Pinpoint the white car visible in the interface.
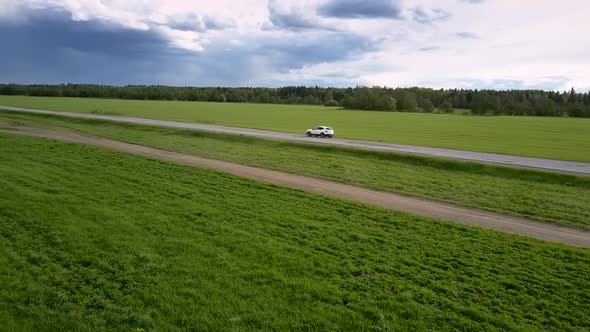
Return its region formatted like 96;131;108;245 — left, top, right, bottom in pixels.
306;126;334;138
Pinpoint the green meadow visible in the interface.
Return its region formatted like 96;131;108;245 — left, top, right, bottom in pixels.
1;95;589;161
1;111;589;229
1;133;589;331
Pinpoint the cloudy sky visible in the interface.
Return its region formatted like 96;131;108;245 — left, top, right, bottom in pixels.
1;0;589;91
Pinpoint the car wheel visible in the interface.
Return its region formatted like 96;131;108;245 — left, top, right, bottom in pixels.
306;131;312;137
320;133;326;138
328;135;333;138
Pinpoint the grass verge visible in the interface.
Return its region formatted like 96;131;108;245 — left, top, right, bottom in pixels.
1;111;589;230
1;133;589;331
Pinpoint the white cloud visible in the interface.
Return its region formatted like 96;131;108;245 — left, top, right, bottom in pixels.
284;0;590;91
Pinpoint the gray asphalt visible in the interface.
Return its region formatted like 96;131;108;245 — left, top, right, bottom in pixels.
2;105;589;175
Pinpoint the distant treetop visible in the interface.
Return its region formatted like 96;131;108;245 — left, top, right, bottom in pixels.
1;84;589;117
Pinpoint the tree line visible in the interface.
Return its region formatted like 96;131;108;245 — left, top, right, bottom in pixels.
1;84;589;117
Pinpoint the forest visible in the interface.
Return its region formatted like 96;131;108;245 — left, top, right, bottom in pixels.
1;84;589;117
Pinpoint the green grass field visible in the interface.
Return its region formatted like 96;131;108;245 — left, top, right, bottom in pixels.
1;95;589;161
1;133;589;331
2;111;589;229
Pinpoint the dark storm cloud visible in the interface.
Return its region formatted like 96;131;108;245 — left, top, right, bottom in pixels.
317;0;403;19
204;31;376;78
4;9;169;57
267;0;330;31
0;7;377;87
160;30;377;86
317;0;451;25
0;8;184;85
265;32;375;69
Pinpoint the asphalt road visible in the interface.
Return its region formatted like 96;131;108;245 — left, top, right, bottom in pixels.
2;105;589;175
2;123;589;247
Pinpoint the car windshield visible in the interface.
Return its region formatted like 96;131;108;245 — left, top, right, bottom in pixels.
326;127;332;130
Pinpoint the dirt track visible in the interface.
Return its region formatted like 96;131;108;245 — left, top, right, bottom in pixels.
2;123;589;248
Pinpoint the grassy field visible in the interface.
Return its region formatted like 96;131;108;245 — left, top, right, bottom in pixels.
2;111;589;229
1;133;589;331
1;95;589;161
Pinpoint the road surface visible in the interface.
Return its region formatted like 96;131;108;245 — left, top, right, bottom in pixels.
1;105;589;175
1;123;589;247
